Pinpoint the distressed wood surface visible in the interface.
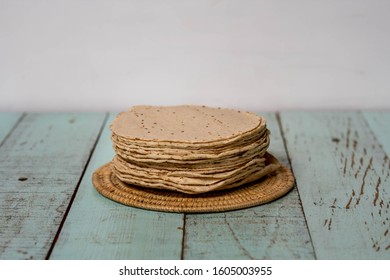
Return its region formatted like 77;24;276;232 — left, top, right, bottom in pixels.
0;113;23;146
182;113;315;259
0;113;106;259
363;112;390;157
2;111;389;260
280;112;390;259
49;113;184;260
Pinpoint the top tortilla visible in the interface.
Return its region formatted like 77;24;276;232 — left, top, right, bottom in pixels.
110;105;263;144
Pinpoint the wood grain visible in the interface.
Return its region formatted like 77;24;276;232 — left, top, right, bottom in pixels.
3;111;387;260
182;113;315;259
0;113;23;146
280;112;390;259
49;113;184;260
0;113;105;259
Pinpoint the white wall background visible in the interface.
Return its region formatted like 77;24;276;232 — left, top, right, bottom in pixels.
1;0;389;112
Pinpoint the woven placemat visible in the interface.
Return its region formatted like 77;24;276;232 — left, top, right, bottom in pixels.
92;153;295;213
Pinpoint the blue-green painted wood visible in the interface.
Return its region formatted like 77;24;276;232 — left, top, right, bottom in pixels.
0;113;105;259
0;113;23;146
182;113;315;259
50;113;184;260
363;112;390;157
280;112;390;259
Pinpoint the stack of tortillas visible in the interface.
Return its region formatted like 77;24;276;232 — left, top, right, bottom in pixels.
93;105;294;213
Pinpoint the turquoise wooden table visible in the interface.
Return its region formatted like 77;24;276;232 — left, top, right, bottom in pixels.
0;112;389;260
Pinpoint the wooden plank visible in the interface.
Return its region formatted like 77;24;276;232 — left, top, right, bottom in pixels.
363;112;390;156
0;113;24;146
279;112;390;259
182;113;315;259
50;113;184;260
0;113;106;259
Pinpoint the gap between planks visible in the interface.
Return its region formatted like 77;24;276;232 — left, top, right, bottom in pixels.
0;112;107;259
181;112;315;260
276;112;318;260
49;113;184;260
279;111;390;259
45;113;109;259
0;113;25;149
